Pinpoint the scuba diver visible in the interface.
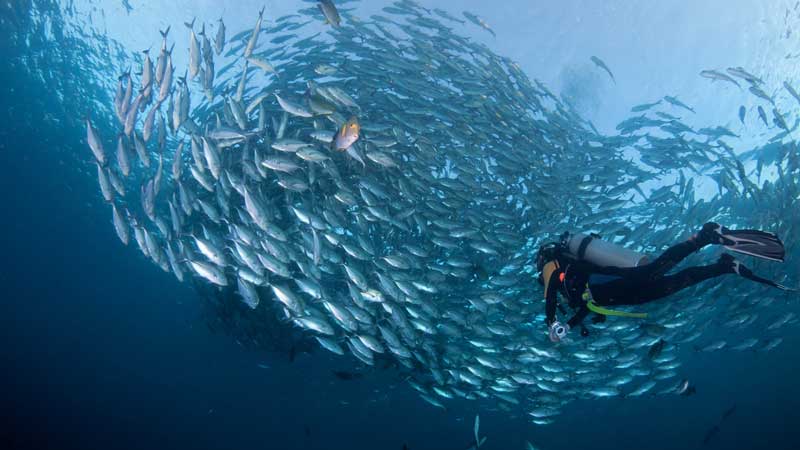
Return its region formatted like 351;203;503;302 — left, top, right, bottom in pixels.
536;222;792;343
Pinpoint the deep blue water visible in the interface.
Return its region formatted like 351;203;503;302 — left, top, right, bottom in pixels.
3;76;800;450
2;1;800;449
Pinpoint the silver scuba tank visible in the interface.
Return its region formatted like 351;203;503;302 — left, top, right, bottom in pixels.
560;232;649;268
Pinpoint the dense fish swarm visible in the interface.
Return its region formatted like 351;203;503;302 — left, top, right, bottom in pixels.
82;0;798;423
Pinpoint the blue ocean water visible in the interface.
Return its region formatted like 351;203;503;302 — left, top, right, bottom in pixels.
2;1;800;449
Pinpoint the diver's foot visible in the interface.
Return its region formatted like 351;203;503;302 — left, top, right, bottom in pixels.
718;253;750;276
691;222;724;247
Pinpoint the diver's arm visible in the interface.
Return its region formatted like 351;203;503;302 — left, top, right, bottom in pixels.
542;264;562;326
567;305;590;328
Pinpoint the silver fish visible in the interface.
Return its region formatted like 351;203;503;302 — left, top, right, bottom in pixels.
318;0;341;27
275;93;313;118
190;260;227;286
111;204;129;245
214;18;226;55
86;117;106;165
244;6;265;59
186;18;201;79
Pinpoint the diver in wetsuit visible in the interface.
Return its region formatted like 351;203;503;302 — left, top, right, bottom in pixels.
536;222;789;342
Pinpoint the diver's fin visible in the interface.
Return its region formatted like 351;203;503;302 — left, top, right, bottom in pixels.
727;255;797;291
717;226;785;262
740;268;797;292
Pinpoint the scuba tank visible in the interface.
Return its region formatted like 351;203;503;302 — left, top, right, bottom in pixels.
560;232;649;268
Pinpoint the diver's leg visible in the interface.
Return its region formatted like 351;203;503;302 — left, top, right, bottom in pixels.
618;259;733;305
592;264;724;306
640;240;703;277
634;222;721;279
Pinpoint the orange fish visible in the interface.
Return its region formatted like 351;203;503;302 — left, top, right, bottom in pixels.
334;116;360;151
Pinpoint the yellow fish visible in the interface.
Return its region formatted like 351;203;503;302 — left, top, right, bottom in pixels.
334;116;360;151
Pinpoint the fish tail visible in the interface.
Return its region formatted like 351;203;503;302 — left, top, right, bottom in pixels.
159;25;170;38
185;18;196;29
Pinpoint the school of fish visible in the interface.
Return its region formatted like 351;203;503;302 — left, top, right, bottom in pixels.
83;0;799;424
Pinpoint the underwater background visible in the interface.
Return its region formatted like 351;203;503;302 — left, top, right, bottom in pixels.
1;1;799;449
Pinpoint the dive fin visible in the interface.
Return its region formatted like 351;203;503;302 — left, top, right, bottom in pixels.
718;226;785;262
729;255;797;291
739;266;797;292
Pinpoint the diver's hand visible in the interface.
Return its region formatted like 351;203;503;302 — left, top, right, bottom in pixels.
549;321;570;342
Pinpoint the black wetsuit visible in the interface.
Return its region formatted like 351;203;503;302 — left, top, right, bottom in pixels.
542;238;730;328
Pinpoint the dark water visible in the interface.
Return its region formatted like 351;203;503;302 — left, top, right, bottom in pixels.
4;70;800;450
2;1;800;449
